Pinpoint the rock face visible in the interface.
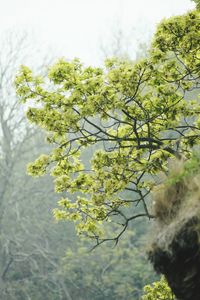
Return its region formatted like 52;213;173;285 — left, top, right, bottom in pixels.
148;157;200;300
149;217;200;300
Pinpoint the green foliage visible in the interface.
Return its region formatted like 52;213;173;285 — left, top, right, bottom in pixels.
62;229;157;300
192;0;200;9
15;9;200;239
167;152;200;185
141;277;175;300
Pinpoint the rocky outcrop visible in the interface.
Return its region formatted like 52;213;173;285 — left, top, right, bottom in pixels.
148;157;200;300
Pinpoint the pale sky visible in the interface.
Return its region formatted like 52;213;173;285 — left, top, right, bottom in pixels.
0;0;195;65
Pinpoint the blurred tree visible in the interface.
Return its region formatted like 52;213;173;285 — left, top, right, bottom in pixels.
192;0;200;9
99;26;150;62
0;32;75;300
62;229;157;300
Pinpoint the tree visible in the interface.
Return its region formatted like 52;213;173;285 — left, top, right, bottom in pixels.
141;277;175;300
192;0;200;9
99;26;149;62
0;32;77;300
15;8;200;247
62;229;157;300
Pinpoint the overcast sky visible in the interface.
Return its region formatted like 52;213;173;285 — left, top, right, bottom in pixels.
0;0;195;65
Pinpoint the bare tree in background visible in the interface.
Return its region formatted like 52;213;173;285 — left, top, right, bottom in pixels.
0;31;74;300
99;26;150;61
